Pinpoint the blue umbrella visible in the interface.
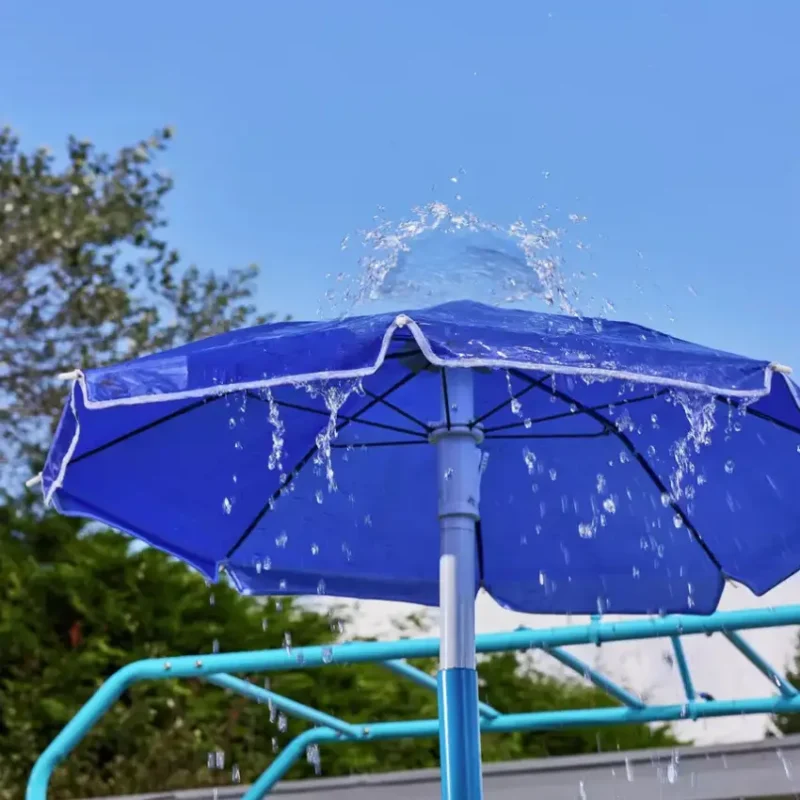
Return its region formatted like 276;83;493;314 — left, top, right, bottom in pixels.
40;300;800;799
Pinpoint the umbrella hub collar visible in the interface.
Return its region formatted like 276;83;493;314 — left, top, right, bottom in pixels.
430;370;484;523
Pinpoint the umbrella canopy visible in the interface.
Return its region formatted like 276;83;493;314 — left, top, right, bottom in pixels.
42;300;800;616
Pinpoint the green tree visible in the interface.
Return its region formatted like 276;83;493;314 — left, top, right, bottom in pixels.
0;125;268;471
1;496;678;799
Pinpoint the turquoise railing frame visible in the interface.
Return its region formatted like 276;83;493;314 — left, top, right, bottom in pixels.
26;604;800;800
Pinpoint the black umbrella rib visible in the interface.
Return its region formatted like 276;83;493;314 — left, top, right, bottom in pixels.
509;369;724;573
469;376;550;428
469;374;552;429
485;431;611;440
441;370;452;429
245;392;427;439
713;396;800;437
225;370;421;561
482;389;670;435
331;439;428;449
361;389;433;433
70;396;222;464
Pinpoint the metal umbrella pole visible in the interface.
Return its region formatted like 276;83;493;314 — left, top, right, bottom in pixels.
433;367;484;799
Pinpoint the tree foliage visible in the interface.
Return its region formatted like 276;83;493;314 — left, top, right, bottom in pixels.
0;125;267;469
0;497;678;798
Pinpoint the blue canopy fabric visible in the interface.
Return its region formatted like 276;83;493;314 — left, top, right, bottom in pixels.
42;301;800;615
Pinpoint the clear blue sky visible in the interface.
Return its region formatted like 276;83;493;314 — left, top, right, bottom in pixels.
3;1;799;365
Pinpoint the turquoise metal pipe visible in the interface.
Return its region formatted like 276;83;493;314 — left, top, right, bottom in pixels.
26;604;800;799
207;674;361;738
241;693;800;798
543;646;645;709
240;728;324;800
723;630;799;698
383;659;500;719
671;637;696;700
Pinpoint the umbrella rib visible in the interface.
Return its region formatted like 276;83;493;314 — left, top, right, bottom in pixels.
261;396;427;439
70;397;221;464
482;390;670;435
509;369;725;573
331;440;428;449
361;388;433;433
469;375;550;428
225;370;421;561
485;431;611;440
714;397;800;437
441;370;452;429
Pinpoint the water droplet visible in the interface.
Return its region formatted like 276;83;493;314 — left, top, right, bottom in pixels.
724;460;735;474
231;764;241;783
602;496;616;514
578;522;595;538
212;638;220;653
278;712;288;732
673;514;684;528
317;578;327;595
209;592;215;606
596;474;606;493
625;757;634;781
667;751;679;783
444;467;455;480
262;556;272;571
311;543;319;555
228;418;236;430
578;779;587;800
523;448;537;474
632;566;640;578
619;451;630;464
776;748;793;779
222;497;233;514
549;468;558;481
322;646;334;664
646;444;656;457
660;492;671;507
275;531;288;547
306;743;322;775
315;490;324;504
234;440;243;450
262;617;268;631
283;632;292;653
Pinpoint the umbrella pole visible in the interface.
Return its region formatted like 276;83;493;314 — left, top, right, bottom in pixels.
435;367;484;800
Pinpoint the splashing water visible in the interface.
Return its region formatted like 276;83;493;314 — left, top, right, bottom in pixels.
265;389;285;472
325;202;583;317
305;379;363;493
667;391;717;505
